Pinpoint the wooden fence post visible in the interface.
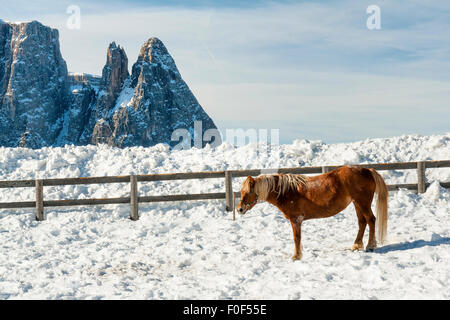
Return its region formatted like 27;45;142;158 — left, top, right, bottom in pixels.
35;179;44;221
232;192;236;221
225;171;234;216
417;161;426;194
130;175;139;221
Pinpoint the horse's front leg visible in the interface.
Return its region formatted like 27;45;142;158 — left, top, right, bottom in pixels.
289;216;304;261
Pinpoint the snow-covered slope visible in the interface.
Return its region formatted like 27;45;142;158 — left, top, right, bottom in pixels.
0;133;449;299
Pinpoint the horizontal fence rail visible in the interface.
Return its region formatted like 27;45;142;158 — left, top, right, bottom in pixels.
0;160;448;221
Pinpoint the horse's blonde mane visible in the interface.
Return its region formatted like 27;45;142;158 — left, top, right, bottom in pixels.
243;173;308;200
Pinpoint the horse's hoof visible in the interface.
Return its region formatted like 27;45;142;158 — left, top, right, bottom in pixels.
365;244;377;252
291;254;302;261
351;243;364;251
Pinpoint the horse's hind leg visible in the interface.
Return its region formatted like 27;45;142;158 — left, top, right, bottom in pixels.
351;205;366;251
353;202;377;251
364;207;377;251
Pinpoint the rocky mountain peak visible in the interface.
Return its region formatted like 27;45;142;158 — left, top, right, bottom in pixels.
138;37;167;60
131;37;180;87
109;37;220;148
0;20;69;148
0;21;220;149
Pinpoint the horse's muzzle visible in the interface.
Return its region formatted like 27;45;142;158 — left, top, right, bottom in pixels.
236;203;247;215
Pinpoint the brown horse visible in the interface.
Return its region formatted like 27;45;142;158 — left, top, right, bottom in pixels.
236;166;388;260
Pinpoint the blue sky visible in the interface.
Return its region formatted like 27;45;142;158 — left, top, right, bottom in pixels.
1;0;450;144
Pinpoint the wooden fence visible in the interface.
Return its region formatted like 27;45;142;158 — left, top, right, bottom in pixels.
0;160;449;221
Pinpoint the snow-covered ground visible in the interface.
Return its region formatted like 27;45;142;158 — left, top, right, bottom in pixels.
0;133;449;299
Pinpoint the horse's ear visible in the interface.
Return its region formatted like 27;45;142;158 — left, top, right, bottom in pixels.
247;176;255;187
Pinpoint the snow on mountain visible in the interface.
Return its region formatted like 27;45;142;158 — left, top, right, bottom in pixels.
0;133;448;299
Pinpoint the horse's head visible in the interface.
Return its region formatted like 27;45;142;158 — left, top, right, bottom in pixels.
237;176;259;215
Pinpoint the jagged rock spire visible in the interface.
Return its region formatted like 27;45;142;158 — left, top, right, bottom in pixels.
101;41;129;98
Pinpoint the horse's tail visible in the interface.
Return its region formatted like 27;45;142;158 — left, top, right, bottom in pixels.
369;168;388;244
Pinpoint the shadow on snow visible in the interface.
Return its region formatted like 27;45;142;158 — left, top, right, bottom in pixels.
375;233;450;254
